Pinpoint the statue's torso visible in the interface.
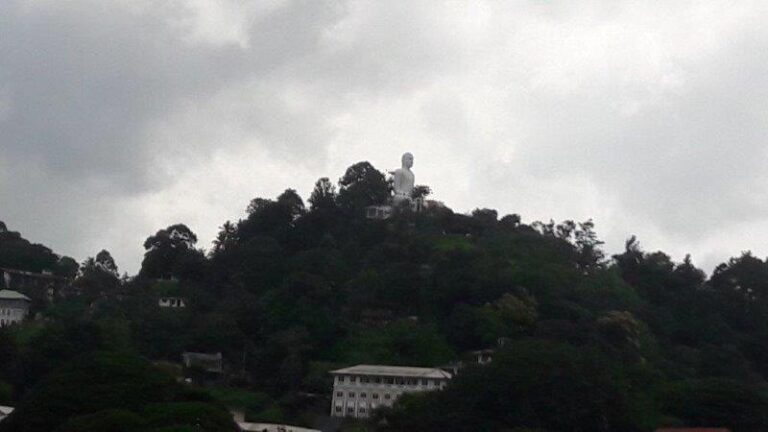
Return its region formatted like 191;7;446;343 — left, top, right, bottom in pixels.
394;168;414;196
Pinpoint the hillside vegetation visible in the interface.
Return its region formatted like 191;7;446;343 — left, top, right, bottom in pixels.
2;162;768;431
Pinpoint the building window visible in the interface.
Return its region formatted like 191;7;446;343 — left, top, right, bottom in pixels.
336;392;343;397
372;393;379;399
384;377;394;385
348;392;355;398
347;407;354;414
374;377;382;384
351;376;358;383
338;376;346;383
384;394;391;400
359;408;366;414
360;393;367;398
420;379;426;386
361;376;370;383
335;407;342;413
395;377;404;385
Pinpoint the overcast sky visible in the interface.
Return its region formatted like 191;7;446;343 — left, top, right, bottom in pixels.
2;0;768;275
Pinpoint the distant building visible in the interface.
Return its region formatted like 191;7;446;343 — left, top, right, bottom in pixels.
0;406;13;423
1;267;71;300
182;352;223;385
330;365;452;419
158;297;187;308
234;411;320;432
471;349;495;365
0;290;30;326
365;205;393;220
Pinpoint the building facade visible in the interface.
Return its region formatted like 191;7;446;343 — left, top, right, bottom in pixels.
0;290;30;326
330;365;452;419
159;297;186;308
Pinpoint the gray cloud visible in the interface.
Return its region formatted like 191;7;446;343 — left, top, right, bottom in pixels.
1;0;768;274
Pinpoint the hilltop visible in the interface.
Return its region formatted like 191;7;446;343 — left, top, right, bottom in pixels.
2;161;768;431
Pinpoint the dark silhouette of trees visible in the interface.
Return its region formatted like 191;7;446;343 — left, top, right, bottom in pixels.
337;161;390;212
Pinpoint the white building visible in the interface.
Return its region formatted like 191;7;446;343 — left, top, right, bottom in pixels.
0;405;13;423
0;290;30;326
330;365;452;419
158;297;186;308
365;205;393;220
237;422;320;432
231;410;320;432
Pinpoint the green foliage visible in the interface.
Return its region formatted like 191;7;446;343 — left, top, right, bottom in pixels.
380;340;659;432
0;223;69;274
141;402;237;431
9;162;768;431
338;320;454;367
337;161;390;212
207;387;272;419
55;409;144;432
661;378;768;432
140;224;204;280
1;352;181;432
3;351;237;432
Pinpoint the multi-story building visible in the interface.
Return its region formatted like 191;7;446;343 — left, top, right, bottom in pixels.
329;365;452;419
0;290;30;326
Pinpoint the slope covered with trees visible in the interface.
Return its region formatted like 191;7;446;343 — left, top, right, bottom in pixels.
2;161;768;431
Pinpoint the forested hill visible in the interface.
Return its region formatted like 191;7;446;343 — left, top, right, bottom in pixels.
0;221;78;278
3;161;768;431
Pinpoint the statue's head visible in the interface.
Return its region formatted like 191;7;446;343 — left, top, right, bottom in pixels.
402;152;414;169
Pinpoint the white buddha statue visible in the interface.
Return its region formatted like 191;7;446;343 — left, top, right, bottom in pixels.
392;152;415;206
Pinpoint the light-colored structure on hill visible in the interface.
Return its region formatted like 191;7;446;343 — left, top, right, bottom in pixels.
0;290;30;326
1;267;71;300
330;365;452;419
159;296;186;308
392;152;415;206
0;406;14;423
231;409;320;432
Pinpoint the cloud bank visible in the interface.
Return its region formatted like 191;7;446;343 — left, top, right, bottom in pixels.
1;0;768;273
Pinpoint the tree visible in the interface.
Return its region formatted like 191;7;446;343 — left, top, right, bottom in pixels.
92;250;118;276
1;352;235;432
661;378;768;432
276;188;306;221
411;185;431;200
55;256;79;279
75;250;120;300
380;340;658;432
211;221;238;255
337;162;390;211
308;177;337;211
472;208;498;225
140;224;203;280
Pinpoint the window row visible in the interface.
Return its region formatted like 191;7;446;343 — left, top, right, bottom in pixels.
336;391;393;400
336;376;442;386
334;406;369;414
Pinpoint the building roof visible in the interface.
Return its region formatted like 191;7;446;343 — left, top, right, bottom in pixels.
0;267;67;281
330;365;452;379
238;422;320;432
0;290;30;301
